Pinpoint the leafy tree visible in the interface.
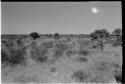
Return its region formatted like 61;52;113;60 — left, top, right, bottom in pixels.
54;33;59;40
30;32;40;40
112;28;122;46
90;29;110;52
112;28;122;37
90;32;98;40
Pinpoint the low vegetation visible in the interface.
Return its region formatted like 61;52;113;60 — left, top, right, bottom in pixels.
30;32;40;40
78;56;88;62
1;28;122;83
41;41;54;48
53;49;64;59
1;40;26;66
78;48;89;56
55;43;68;51
66;49;77;58
30;45;48;62
71;70;88;83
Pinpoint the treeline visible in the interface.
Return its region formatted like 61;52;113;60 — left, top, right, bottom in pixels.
30;28;122;52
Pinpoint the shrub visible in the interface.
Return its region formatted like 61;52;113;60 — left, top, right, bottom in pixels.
1;49;10;65
38;56;48;62
53;49;64;59
30;41;37;47
77;40;90;48
94;61;111;71
50;67;56;72
30;46;48;63
55;43;68;51
2;40;7;44
41;41;54;48
78;48;89;56
112;41;121;47
111;63;122;83
4;40;14;48
9;47;26;66
114;70;122;83
66;50;77;58
1;47;26;66
16;38;23;46
71;70;88;83
92;45;97;49
78;57;88;62
87;61;114;83
30;32;40;40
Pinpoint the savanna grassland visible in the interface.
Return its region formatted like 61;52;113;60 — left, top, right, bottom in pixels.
1;34;122;83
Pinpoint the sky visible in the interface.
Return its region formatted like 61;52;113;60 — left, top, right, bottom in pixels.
1;2;122;34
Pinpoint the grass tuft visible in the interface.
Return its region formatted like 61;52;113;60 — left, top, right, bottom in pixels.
78;48;89;56
30;45;48;63
71;70;88;83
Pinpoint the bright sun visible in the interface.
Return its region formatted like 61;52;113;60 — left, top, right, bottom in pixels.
92;7;98;14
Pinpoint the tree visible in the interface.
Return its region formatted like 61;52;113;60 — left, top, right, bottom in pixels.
54;33;59;40
90;32;98;40
112;28;122;37
30;32;40;40
112;28;122;46
90;29;110;52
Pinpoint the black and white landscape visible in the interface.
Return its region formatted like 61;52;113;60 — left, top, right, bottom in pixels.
1;2;122;83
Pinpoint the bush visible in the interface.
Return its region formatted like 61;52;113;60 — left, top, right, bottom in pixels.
50;67;56;72
53;49;64;59
111;63;122;83
9;47;26;66
16;38;23;46
1;47;26;66
77;40;90;48
71;70;88;83
92;45;97;49
30;32;40;40
30;46;48;63
1;49;10;65
112;41;121;47
78;57;88;62
78;48;89;56
66;50;77;58
114;70;122;83
41;41;54;48
30;41;37;47
55;43;68;51
4;40;14;48
38;56;48;62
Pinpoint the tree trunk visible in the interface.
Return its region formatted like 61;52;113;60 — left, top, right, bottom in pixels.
100;37;103;52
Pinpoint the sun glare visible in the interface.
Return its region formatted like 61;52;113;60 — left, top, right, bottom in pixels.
92;7;98;14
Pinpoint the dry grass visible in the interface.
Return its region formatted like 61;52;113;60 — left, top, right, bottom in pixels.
71;70;88;83
1;39;26;66
53;49;64;59
78;57;88;62
14;74;38;83
66;49;77;58
87;61;122;83
30;44;48;63
55;43;68;51
1;35;122;83
78;48;89;56
41;41;54;48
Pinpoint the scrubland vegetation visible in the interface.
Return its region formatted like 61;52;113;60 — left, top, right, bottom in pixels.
1;28;122;83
